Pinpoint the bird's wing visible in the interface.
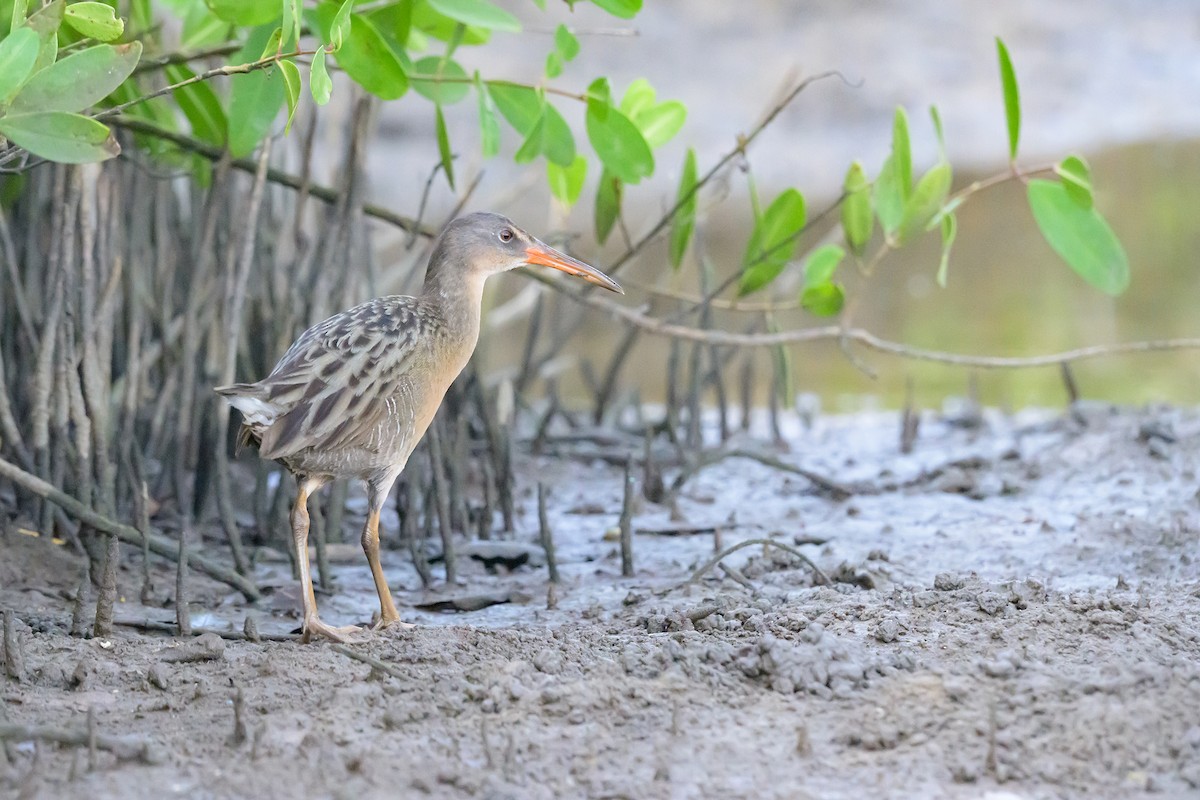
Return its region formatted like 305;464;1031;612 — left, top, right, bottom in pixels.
253;296;436;461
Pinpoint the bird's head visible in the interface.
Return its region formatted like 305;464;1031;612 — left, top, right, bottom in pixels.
430;211;623;294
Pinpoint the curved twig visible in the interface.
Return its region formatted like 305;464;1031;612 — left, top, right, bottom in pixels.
670;448;855;500
673;537;831;590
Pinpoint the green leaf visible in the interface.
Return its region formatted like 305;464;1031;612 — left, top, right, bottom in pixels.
10;0;29;32
435;103;454;189
9;41;142;114
891;106;912;200
165;63;227;145
898;160;952;244
739;188;806;296
310;48;331;105
411;55;469;104
367;2;412;48
618;77;654;119
802;244;845;287
631;100;685;149
590;0;641;19
929;104;945;156
487;81;574;166
259;27;283;60
488;81;541;134
586;90;653;185
996;37;1020;161
544;51;562;79
513;109;544;163
474;73;499;158
228;66;285;157
204;0;277;27
547;154;586;207
410;1;490;44
1027;178;1129;295
0;110;118;163
223;26;285;156
27;0;65;74
63;2;124;41
617;79;685;148
182;0;232;48
129;0;150;33
1055;154;1093;209
329;0;352;50
0;26;40;106
841;160;872;255
800;245;846;316
873;156;903;237
282;0;301;48
554;24;579;60
594;169;621;244
668;147;698;270
278;58;300;135
426;0;519;32
936;211;957;288
540;103;574;167
311;6;408;100
800;282;844;316
585;75;611;106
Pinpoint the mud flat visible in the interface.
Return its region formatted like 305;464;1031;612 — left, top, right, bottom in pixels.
2;405;1199;799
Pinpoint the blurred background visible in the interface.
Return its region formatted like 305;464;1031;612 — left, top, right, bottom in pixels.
332;0;1200;411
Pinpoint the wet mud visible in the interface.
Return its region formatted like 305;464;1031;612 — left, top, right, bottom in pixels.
2;406;1199;799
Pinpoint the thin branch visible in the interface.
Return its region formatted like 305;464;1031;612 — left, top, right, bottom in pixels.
0;455;261;600
0;723;161;765
671;448;855;500
108;116;436;237
524;272;1200;369
607;71;846;276
95;49;317;122
132;42;243;73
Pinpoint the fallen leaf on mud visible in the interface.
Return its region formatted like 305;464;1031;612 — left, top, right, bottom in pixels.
413;589;532;613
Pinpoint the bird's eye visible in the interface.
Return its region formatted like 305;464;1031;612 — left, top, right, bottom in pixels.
498;228;514;243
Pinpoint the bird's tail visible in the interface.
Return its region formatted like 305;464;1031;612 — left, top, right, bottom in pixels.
214;383;277;452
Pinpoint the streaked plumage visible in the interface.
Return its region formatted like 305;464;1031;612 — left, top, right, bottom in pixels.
216;212;622;642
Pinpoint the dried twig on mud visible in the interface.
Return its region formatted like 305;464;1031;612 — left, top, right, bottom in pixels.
112;617;298;642
0;723;162;764
330;643;407;680
669;448;855;501
0;456;260;601
670;537;831;592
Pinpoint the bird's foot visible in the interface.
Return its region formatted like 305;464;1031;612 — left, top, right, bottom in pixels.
371;613;415;632
300;616;363;644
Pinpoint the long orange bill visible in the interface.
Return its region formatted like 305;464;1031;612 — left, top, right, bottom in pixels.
525;240;623;294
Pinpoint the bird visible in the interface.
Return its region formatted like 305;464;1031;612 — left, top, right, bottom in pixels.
215;212;622;642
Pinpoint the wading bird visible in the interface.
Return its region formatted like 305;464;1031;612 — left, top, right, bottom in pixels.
216;212;622;642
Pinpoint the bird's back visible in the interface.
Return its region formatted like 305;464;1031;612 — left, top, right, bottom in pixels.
216;295;468;480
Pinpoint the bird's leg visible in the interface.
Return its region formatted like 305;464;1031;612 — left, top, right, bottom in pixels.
292;476;360;643
364;474;413;631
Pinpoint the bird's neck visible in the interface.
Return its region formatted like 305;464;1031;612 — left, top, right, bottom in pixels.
422;268;487;352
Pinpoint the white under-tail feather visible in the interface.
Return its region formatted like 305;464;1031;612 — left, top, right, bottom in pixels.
214;383;283;433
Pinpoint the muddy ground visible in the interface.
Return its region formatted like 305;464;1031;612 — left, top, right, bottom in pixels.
2;405;1200;799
